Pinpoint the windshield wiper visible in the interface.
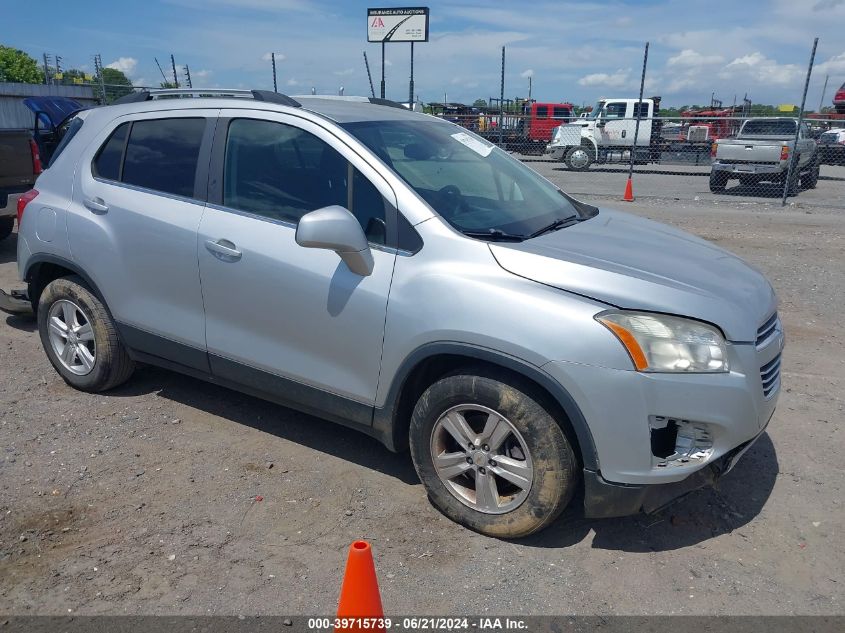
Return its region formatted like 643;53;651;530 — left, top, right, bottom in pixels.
528;216;584;238
461;228;526;242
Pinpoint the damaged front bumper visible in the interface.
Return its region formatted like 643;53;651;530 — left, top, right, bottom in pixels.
0;288;33;315
582;427;766;519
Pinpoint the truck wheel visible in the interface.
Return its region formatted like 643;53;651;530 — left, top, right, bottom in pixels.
564;145;593;171
0;216;13;241
739;175;757;187
409;369;578;538
709;170;728;192
37;275;135;392
784;167;800;196
801;158;820;189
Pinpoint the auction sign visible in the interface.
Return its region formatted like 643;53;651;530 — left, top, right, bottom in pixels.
367;7;430;42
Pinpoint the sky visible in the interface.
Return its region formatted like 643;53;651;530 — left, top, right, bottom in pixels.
3;0;845;109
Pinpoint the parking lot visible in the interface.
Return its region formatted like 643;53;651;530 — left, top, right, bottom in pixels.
0;168;843;616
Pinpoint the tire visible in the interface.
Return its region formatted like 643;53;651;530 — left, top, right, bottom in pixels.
37;275;134;392
409;369;578;538
709;170;728;192
784;165;800;196
801;158;820;189
0;216;13;241
738;175;756;187
564;145;593;171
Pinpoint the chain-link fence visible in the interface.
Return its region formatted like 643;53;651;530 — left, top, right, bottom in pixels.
424;109;844;207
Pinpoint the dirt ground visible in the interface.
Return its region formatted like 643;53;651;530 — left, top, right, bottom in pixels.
0;179;843;616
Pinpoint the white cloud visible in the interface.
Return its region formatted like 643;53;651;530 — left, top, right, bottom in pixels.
106;57;138;77
261;52;285;62
720;52;803;85
816;51;845;74
520;69;534;78
333;68;354;76
286;77;299;86
194;69;212;78
667;49;725;67
578;69;630;88
614;16;633;26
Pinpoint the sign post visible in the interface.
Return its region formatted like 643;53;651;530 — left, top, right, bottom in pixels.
367;7;429;103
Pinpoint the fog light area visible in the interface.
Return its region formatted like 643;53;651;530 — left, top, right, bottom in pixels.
649;416;714;468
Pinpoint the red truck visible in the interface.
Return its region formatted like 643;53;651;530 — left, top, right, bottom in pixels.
834;80;845;114
478;101;576;154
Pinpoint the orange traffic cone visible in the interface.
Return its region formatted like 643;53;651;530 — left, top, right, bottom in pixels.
623;177;634;201
336;540;384;628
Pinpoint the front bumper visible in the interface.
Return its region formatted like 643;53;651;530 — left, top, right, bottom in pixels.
582;422;768;518
543;326;782;489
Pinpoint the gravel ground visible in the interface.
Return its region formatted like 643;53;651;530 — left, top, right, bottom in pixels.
0;172;843;616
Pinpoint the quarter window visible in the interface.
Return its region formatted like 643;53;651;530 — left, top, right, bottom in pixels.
122;118;205;198
223;118;388;244
93;122;129;181
535;105;549;119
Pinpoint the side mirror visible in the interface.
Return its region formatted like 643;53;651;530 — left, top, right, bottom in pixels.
295;205;374;276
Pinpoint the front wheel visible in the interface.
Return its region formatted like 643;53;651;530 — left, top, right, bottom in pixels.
564;145;593;171
409;370;578;538
37;276;135;392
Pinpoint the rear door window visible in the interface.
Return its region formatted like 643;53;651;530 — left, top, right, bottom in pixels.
604;102;628;118
121;118;206;198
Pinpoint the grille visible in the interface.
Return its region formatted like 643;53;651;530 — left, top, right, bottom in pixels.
760;353;782;399
756;312;779;347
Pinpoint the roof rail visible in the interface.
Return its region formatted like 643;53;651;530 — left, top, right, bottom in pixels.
111;88;301;108
368;97;407;109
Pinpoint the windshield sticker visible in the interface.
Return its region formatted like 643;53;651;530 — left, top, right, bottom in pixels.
451;131;494;157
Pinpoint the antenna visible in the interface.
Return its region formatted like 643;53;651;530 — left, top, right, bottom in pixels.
154;57;169;84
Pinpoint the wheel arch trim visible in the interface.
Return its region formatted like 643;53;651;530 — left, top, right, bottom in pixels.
24;254;107;304
373;341;598;470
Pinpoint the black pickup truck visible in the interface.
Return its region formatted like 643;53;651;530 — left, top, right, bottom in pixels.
0;96;84;240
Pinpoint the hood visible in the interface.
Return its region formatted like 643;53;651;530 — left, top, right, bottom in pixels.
23;96;84;130
489;209;776;342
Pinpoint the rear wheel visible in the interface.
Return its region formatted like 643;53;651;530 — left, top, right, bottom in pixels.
0;216;14;241
801;157;820;189
37;276;134;392
409;370;578;538
564;145;593;171
709;170;728;192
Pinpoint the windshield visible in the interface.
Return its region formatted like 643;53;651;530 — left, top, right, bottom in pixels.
740;119;797;136
342;119;578;238
586;102;603;119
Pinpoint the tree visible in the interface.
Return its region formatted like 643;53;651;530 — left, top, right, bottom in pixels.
0;45;42;83
100;67;134;102
472;98;488;108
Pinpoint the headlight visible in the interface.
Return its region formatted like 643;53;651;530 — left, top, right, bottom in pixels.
597;311;729;373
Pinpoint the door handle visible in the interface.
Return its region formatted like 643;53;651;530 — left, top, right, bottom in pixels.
205;238;242;261
84;197;109;213
622;130;627;138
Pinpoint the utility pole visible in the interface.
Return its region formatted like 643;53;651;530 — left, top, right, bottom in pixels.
271;52;278;93
528;75;532;102
363;52;375;98
408;41;414;108
170;54;179;88
42;53;52;85
93;54;107;103
184;64;193;89
499;46;505;146
380;41;386;99
818;74;829;113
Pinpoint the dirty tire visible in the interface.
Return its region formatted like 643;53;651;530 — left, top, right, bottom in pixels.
409;370;577;538
38;275;134;392
801;158;820;189
709;170;728;192
0;216;13;241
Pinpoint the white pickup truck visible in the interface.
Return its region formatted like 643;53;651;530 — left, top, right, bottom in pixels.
709;117;819;194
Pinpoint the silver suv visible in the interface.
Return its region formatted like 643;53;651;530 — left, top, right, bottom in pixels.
11;90;783;538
